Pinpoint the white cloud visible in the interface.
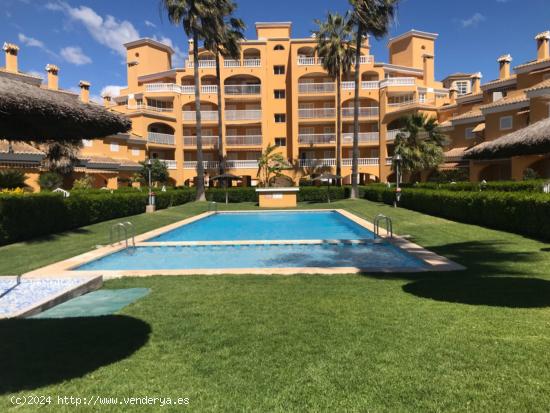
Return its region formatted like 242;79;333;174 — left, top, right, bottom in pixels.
100;85;123;98
18;33;45;48
461;13;486;28
60;46;92;65
145;20;156;28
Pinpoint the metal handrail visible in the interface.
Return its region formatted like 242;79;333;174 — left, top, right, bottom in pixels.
110;222;135;249
373;214;393;239
208;201;218;212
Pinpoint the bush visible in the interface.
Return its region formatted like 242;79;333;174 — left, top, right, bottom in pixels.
72;175;93;190
206;187;257;203
399;180;545;193
39;172;63;191
0;170;27;190
297;186;349;202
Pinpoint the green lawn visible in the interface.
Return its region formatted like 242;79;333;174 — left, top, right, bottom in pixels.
1;199;550;412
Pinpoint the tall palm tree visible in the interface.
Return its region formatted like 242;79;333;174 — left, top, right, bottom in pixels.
314;12;355;185
393;113;446;182
160;0;216;201
203;2;245;176
348;0;399;197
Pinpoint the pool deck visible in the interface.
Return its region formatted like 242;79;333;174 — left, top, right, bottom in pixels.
24;209;465;278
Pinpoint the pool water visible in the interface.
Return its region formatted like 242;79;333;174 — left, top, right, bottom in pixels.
146;211;373;242
76;243;425;271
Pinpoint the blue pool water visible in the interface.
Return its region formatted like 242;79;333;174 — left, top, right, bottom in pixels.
146;211;373;242
76;243;425;271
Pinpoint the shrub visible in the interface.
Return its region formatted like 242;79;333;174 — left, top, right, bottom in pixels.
0;170;27;189
39;172;63;191
523;168;539;180
72;175;93;190
297;186;349;202
206;187;257;203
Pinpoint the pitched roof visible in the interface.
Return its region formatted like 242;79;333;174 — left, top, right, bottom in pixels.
526;78;550;92
449;109;484;123
478;94;529;111
0;140;44;155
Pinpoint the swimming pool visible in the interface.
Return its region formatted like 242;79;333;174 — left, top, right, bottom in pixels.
146;211;374;242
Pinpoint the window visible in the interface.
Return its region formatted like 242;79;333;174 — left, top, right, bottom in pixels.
274;113;286;123
275;137;286;146
274;89;286;99
273;65;285;75
455;80;469;95
82;139;93;147
110;142;119;152
500;116;513;130
419;93;426;103
274;44;285;51
465;127;474;139
131;148;140;156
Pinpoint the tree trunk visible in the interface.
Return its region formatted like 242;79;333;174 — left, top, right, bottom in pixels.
336;74;342;186
193;32;206;201
350;25;363;199
215;50;224;175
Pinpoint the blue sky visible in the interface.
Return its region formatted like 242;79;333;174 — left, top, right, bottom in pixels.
2;0;550;101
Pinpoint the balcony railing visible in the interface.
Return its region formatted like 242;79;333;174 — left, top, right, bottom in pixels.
186;59;216;68
224;84;261;95
298;133;336;144
226;135;262;146
380;77;416;87
225;109;261;121
298;82;335;94
388;99;417;108
182;110;219;121
147;132;175;145
342;132;379;144
225;160;259;169
342;107;379;118
159;159;177;169
298;108;335;119
183;136;218;146
201;85;218;94
297;55;372;65
224;59;241;67
184;160;220;169
342;158;379;166
386;129;400;141
243;58;261;67
145;83;182;93
386;157;393;165
127;104;173;113
299;158;335;167
362;81;379;90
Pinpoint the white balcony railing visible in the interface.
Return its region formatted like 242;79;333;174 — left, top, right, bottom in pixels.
298;133;336;144
298;55;373;65
145;83;182;93
299;158;335;167
243;58;261;67
342;158;379;166
183;136;218;146
224;84;261;95
359;55;374;64
298;108;336;119
147;132;175;145
342;107;379;118
386;129;401;141
186;59;216;68
386;157;393;165
184;160;220;169
180;85;195;94
342;132;379;144
362;81;379;90
225;160;259;169
298;82;335;94
159;159;177;169
226;135;262;146
380;77;416;87
127;104;173;113
201;85;218;94
182;110;219;121
225;109;261;121
224;59;241;67
388;99;417;108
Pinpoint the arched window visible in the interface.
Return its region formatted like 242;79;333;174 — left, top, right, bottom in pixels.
274;44;285;51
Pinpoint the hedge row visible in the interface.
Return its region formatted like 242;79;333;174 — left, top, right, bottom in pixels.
401;180;547;193
204;186;351;203
360;186;550;241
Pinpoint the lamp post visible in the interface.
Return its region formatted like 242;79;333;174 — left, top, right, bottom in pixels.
394;154;402;207
145;159;155;213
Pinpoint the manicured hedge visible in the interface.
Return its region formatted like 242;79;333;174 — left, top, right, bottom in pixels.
360;186;550;241
204;186;350;203
405;180;546;193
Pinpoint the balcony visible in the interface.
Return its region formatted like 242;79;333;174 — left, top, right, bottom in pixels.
182;111;219;121
223;59;261;68
148;132;175;145
342;107;379;118
298;108;335;119
144;83;218;95
380;77;416;88
386;129;400;142
386;157;393;165
224;84;261;95
183;136;218;147
225;160;258;169
298;133;336;145
297;55;373;66
186;59;216;69
342;158;379;166
159;159;177;169
299;158;335;167
127;104;173;113
184;160;220;169
341;80;380;90
298;82;335;94
342;132;379;144
225;109;261;121
201;85;218;94
226;135;262;146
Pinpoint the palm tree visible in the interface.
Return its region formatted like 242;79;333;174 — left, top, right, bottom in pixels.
202;2;245;176
257;143;290;187
160;0;216;201
313;12;355;186
348;0;399;197
393;113;446;182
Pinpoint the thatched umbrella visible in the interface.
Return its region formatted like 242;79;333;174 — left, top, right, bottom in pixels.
211;173;242;204
0;76;131;143
312;172;342;203
464;117;550;160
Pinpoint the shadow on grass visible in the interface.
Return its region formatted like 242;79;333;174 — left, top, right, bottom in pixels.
22;227;92;245
0;315;150;394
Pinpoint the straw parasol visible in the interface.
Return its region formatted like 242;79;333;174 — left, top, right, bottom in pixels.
211;173;242;204
312;172;341;203
0;76;131;143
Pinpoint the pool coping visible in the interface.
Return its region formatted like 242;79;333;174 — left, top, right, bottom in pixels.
24;209;465;278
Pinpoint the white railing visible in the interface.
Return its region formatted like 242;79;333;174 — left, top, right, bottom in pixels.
342;132;379;144
243;58;261;67
359;55;374;64
226;135;262;146
183;136;218;146
341;81;355;90
145;83;181;93
184;160;220;169
298;133;336;144
299;158;335;167
127;104;173;112
225;109;261;121
388;99;417;108
159;159;177;169
224;84;261;95
386;129;401;141
186;59;216;68
225;160;258;169
362;81;379;90
386;157;393;165
181;85;195;94
182;110;219;121
224;59;241;67
298;82;335;94
342;107;379;118
342;158;379;166
147;132;175;145
380;77;416;87
298;108;335;119
201;85;218;94
297;56;323;65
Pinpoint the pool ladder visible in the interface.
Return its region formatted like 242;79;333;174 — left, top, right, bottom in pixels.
208;201;218;213
373;214;393;239
110;221;136;250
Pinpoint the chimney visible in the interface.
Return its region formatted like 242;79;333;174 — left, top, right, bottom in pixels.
2;42;19;73
449;87;458;105
45;64;59;90
102;94;112;107
535;31;550;61
79;80;90;103
422;54;434;86
471;73;482;94
188;38;194;54
497;55;512;80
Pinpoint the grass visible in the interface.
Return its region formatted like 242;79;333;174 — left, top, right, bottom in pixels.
1;199;550;412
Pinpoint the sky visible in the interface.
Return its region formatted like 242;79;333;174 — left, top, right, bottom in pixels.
2;0;550;102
